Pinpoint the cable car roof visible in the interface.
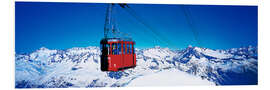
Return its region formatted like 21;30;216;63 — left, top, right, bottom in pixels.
104;38;134;42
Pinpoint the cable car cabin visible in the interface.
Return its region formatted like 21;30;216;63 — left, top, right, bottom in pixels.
100;38;136;71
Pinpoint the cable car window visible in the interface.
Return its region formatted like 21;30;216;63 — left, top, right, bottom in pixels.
106;44;110;55
115;43;118;55
118;43;121;54
112;43;117;55
116;43;119;55
127;44;130;54
115;43;119;55
115;43;117;54
112;43;115;55
114;43;117;55
129;44;132;54
130;44;132;54
126;44;128;54
108;44;111;55
122;43;124;54
123;43;126;54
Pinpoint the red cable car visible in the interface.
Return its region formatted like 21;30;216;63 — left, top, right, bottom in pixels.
100;38;136;71
100;4;136;71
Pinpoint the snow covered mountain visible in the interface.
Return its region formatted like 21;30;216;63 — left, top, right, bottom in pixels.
15;45;258;88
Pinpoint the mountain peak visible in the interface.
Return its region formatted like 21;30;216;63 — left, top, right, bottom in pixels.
154;46;161;49
188;45;193;48
39;47;49;50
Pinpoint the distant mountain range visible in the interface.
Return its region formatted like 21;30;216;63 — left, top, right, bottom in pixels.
15;45;258;88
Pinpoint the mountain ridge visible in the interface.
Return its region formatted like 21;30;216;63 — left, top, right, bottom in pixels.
15;45;258;88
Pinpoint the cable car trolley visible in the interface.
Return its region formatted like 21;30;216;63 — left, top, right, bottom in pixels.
100;4;136;71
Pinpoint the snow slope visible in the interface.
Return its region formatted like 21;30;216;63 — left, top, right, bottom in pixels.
127;69;215;86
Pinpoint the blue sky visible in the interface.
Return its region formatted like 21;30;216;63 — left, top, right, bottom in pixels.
15;2;257;53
